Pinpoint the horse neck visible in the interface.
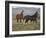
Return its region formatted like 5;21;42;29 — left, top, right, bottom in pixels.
21;11;23;15
21;13;23;16
33;12;37;17
20;10;24;17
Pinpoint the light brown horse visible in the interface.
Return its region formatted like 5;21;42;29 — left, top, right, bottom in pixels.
16;10;24;22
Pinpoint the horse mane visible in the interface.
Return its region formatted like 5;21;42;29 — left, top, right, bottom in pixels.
32;11;38;17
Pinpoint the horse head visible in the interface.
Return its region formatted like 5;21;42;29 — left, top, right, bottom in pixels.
21;10;24;15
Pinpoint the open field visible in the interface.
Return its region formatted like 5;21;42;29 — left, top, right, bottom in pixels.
12;17;40;31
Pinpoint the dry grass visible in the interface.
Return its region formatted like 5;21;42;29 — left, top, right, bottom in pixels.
12;17;40;31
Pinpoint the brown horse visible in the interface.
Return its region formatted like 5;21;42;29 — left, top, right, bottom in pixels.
16;10;24;22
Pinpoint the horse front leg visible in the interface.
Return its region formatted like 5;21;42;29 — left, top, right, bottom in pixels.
20;19;21;23
25;19;28;24
32;20;34;24
35;19;37;24
17;19;18;22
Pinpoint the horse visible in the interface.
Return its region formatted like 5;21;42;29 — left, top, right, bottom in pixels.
16;10;24;22
23;11;38;23
23;15;32;23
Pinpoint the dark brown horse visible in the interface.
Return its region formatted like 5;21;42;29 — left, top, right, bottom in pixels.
16;10;24;22
23;11;38;23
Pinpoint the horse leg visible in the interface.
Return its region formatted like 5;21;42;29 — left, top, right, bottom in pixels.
30;19;32;23
23;18;24;21
32;21;34;24
20;19;21;23
35;19;37;24
17;19;18;22
25;19;28;23
36;20;37;23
